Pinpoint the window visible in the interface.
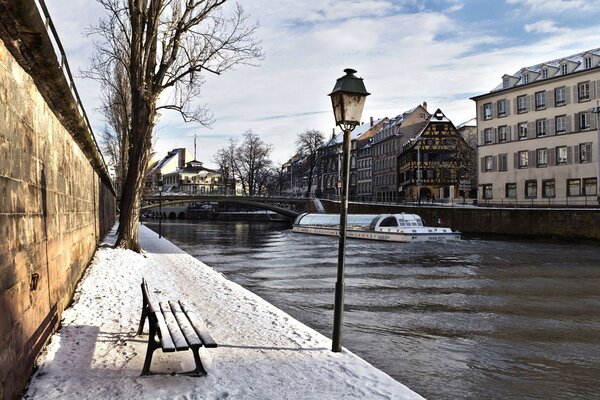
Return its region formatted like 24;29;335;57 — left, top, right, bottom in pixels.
484;155;493;171
583;178;597;196
535;91;546;109
555;115;566;134
484;128;494;144
517;95;527;113
567;179;581;196
560;64;568;75
579;112;590;130
518;150;528;168
556;146;567;164
536;148;547;167
498;153;508;171
483;103;492;120
578;81;590;101
506;183;517;198
536;119;546;137
523;74;529;84
503;78;510;88
483;184;493;199
542;180;555;198
498;99;507;117
580;143;591;163
525;180;537;198
498;125;508;142
584;57;593;69
542;68;548;78
519;122;528;139
554;87;566;106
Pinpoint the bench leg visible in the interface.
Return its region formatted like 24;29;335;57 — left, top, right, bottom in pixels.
137;306;147;335
141;325;159;376
180;346;207;377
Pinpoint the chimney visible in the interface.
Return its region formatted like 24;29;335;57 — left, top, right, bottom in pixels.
370;116;374;127
422;101;428;111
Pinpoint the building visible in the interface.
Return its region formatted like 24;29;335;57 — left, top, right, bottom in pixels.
144;148;187;193
161;160;224;194
316;118;386;199
397;109;474;201
372;104;430;202
472;48;600;206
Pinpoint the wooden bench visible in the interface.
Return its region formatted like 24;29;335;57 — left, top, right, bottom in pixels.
137;278;217;376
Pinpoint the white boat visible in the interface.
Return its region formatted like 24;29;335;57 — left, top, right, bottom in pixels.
292;213;461;242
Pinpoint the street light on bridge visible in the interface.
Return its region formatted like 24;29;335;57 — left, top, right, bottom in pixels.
328;68;370;353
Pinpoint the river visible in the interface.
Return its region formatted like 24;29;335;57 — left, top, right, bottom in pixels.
144;220;600;400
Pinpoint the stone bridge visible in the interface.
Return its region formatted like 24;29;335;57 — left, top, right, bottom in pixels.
141;195;316;219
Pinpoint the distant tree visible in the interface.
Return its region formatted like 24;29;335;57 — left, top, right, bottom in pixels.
87;0;262;251
295;129;325;197
211;138;237;195
232;130;272;196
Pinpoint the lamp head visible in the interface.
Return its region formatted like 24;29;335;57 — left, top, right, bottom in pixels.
329;68;370;132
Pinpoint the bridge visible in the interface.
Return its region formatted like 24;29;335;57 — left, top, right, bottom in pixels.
141;194;314;219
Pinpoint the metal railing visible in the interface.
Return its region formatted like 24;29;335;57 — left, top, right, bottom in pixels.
32;0;107;169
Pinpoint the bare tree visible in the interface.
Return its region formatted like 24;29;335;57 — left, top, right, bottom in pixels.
295;129;325;197
211;138;237;195
231;130;272;196
88;0;263;251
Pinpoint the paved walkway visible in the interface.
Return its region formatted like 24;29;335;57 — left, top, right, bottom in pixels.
24;224;424;399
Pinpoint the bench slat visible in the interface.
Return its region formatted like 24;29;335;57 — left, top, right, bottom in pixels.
160;302;189;351
168;300;202;348
179;301;218;348
153;311;176;352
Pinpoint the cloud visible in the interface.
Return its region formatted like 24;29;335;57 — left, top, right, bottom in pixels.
506;0;600;12
524;20;565;33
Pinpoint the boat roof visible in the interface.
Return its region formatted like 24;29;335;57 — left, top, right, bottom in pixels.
294;213;423;227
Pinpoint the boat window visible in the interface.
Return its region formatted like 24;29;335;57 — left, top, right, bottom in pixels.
379;217;398;227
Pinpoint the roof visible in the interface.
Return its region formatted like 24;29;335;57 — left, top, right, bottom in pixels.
488;47;600;93
324;118;386;147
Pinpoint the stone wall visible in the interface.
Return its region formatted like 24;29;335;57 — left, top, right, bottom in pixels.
321;201;600;241
0;36;115;400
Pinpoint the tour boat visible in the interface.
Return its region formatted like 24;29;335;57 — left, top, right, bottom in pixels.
292;213;461;242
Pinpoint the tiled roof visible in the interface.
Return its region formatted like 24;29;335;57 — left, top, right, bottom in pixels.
324;118;386;147
491;47;600;92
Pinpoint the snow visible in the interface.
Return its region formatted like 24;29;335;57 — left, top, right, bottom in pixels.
24;224;424;400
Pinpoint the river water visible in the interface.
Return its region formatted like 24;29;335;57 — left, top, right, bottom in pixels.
145;220;600;400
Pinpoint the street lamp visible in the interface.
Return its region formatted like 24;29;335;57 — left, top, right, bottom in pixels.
157;179;164;238
328;68;370;353
590;101;600;202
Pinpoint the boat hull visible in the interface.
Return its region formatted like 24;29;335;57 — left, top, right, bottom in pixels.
292;225;461;242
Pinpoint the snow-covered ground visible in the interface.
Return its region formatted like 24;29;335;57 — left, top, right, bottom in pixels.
24;224;424;400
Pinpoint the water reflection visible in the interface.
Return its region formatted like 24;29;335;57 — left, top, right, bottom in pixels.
145;220;600;400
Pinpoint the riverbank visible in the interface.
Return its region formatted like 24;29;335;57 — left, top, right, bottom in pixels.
24;224;423;399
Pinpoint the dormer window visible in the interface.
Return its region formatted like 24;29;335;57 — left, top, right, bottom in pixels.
584;57;593;69
523;74;529;84
560;64;568;74
503;77;509;88
541;68;548;78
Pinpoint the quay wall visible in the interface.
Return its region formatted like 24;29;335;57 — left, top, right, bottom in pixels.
321;201;600;241
0;4;116;398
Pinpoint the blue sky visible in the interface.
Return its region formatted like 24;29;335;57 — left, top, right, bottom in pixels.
44;0;600;166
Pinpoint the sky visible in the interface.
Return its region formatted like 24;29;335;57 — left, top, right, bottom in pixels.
25;224;424;399
43;0;600;167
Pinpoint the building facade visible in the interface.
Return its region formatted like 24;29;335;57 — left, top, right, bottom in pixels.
316;118;386;199
372;104;430;202
472;48;600;206
397;109;474;201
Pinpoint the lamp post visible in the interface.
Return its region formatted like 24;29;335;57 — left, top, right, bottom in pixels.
591;101;600;202
328;68;370;353
158;179;164;238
